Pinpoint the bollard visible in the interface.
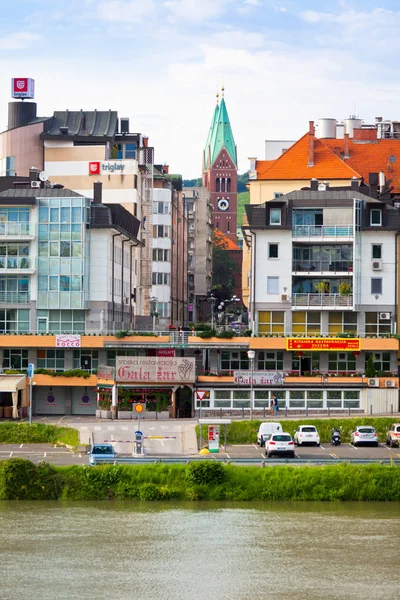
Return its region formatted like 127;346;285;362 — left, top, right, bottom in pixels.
391;404;393;415
285;406;288;418
306;405;308;417
370;404;372;415
348;406;350;417
328;407;330;418
263;406;266;418
220;408;222;419
242;407;244;419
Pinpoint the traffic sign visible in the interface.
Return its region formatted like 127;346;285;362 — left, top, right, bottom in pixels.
28;363;34;379
134;403;145;413
196;390;206;401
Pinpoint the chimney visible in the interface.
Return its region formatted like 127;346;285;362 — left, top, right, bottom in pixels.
308;121;315;167
93;181;102;204
343;133;350;158
351;176;359;190
143;136;149;148
29;166;39;183
162;164;169;175
310;178;318;191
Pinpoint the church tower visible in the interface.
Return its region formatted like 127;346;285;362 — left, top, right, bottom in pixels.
203;89;238;243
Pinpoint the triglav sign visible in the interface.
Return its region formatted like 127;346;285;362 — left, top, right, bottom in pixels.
88;161;137;175
234;371;285;385
116;357;195;383
11;78;35;99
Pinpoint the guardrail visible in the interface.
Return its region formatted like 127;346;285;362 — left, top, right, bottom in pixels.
292;293;353;308
292;225;353;238
91;456;400;465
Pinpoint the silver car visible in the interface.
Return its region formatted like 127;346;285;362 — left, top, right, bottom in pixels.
265;433;295;458
350;426;378;447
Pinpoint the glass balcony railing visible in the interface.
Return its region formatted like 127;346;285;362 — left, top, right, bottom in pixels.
0;291;30;303
0;222;33;237
292;293;353;308
0;258;33;270
292;225;353;238
292;260;353;272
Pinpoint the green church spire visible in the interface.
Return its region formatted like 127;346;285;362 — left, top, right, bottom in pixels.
204;90;237;170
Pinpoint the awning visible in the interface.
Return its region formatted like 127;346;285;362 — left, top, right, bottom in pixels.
0;375;26;392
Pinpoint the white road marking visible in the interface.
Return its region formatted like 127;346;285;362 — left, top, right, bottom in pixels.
320;445;325;450
44;452;47;458
350;444;358;450
108;426;115;430
80;426;88;430
9;452;13;457
225;452;230;458
253;444;259;450
94;426;101;431
330;453;339;459
121;426;128;431
19;443;23;448
261;453;266;458
295;453;300;459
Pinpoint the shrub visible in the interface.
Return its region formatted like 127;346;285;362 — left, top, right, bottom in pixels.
216;330;236;339
0;423;79;447
185;461;225;486
365;355;376;378
196;329;216;339
139;482;160;500
0;458;61;500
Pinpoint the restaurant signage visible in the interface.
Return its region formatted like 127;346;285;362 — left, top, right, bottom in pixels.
55;334;81;348
234;371;285;385
286;338;360;352
116;356;195;383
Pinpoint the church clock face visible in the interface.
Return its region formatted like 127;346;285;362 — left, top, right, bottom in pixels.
217;198;229;211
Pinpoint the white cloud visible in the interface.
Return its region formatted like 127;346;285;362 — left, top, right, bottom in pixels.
301;10;334;23
244;0;261;6
163;0;229;22
0;32;41;51
97;0;155;23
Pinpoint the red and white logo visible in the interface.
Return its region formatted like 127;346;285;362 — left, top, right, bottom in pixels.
89;162;101;175
13;78;28;92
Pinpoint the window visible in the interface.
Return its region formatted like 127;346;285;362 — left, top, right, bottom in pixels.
371;278;382;294
157;302;170;318
37;309;85;334
106;349;138;368
3;348;28;371
365;352;391;373
292;311;321;335
328;312;357;335
267;276;279;294
220;351;249;371
370;209;382;226
270;208;281;225
73;350;98;372
328;352;356;373
365;312;391;336
293;209;323;226
258;311;284;335
268;243;279;259
152;249;170;262
257;351;283;370
37;349;65;371
0;309;29;333
0;276;29;302
372;244;382;259
152;202;169;215
291;352;320;373
274;193;283;198
152;273;170;285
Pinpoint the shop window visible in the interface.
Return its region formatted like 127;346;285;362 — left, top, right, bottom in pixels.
292;311;321;335
328;312;357;335
3;348;28;371
258;311;284;336
365;312;391;336
73;350;98;372
257;351;283;370
365;352;391;373
220;351;249;371
328;352;356;373
37;349;65;371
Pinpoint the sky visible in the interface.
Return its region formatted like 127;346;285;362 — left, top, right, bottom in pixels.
1;0;400;178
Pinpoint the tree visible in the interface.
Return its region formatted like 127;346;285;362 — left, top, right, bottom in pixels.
211;230;236;301
365;355;376;378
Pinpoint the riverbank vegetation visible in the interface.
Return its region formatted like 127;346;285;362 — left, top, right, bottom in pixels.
1;459;400;501
197;417;396;445
0;423;79;447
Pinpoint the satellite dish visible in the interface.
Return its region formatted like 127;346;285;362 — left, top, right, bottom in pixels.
39;171;48;182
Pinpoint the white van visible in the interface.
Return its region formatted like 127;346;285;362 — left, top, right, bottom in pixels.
257;422;282;446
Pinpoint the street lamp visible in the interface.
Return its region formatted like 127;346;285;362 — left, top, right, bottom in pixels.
247;350;256;421
208;294;216;328
150;296;158;332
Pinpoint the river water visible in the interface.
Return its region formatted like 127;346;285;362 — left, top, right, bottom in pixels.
0;501;399;600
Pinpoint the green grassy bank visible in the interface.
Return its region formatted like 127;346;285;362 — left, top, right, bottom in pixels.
197;417;396;445
0;423;79;447
1;459;400;501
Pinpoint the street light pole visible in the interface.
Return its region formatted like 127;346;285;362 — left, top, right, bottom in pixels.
247;350;255;421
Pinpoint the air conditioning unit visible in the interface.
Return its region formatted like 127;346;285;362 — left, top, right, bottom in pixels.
385;380;395;388
281;294;288;301
30;181;40;189
379;312;391;320
372;260;382;271
368;378;380;387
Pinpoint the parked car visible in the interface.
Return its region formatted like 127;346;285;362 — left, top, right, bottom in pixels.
257;422;282;446
350;426;378;447
386;423;400;447
265;433;295;458
89;444;117;465
294;425;320;446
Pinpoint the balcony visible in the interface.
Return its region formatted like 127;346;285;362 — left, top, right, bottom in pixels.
0;291;30;304
0;222;35;240
292;225;353;240
292;260;353;273
292;293;353;310
0;257;35;273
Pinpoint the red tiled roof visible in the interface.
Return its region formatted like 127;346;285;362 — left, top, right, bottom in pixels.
322;138;400;193
256;133;361;180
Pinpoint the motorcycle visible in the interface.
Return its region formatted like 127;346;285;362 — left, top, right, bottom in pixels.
331;427;341;446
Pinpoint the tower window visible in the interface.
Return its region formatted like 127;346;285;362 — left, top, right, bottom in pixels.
227;178;231;192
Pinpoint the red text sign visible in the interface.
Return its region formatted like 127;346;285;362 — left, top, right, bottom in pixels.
286;338;361;352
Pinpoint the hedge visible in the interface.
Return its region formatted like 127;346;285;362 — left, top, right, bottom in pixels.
1;459;400;501
0;423;79;447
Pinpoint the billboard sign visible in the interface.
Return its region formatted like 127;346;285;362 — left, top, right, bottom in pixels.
116;356;195;383
11;78;35;99
234;371;285;385
55;334;81;348
88;160;138;175
286;338;361;352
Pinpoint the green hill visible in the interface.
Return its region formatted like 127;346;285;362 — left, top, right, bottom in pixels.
237;191;249;226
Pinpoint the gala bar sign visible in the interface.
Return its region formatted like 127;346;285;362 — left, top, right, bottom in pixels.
116;356;195;383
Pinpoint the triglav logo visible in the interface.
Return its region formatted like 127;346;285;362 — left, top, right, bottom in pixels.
89;162;101;175
15;80;27;90
11;78;35;99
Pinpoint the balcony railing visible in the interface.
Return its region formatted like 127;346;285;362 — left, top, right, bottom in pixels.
0;223;34;237
292;225;353;238
0;258;33;270
292;293;353;308
0;291;30;303
292;260;353;272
